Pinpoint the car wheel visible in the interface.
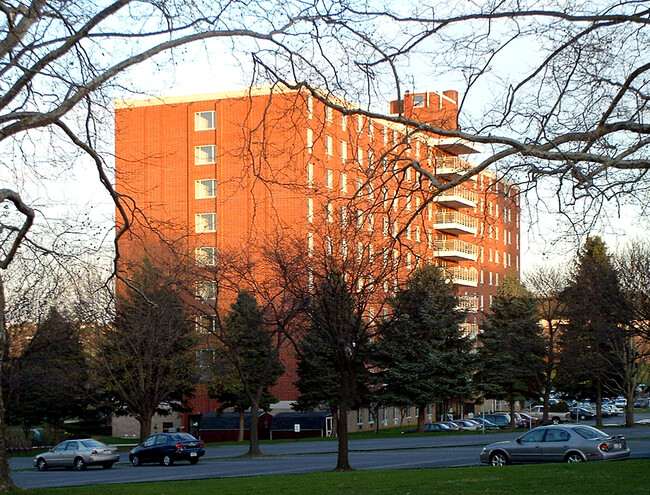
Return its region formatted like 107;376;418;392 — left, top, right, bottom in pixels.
565;452;584;463
489;452;509;466
161;455;173;466
189;458;199;465
579;414;586;420
74;457;86;471
131;456;141;467
102;462;114;469
36;458;47;471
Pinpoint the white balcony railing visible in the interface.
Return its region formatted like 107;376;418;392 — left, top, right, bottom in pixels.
433;211;478;235
433;187;478;208
434;239;479;261
434;156;475;179
457;295;479;313
459;323;480;340
446;266;479;287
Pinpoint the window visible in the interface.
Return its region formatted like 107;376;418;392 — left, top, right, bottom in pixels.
307;163;314;187
326;169;333;189
195;145;216;165
325;106;333;123
341;114;347;130
341;205;348;225
341;172;347;193
197;281;218;300
308;232;314;253
307;129;313;154
326;136;333;156
327;202;333;223
415;226;421;243
195;213;216;233
383;217;389;236
405;195;411;211
341;141;347;162
368;213;374;232
307;197;314;223
195;179;216;199
307;95;313;118
413;94;425;107
195;111;216;131
357;242;363;261
195;247;217;266
357;147;363;166
357;114;363;130
196;315;216;334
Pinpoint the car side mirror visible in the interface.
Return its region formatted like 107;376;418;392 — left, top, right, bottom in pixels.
516;438;521;444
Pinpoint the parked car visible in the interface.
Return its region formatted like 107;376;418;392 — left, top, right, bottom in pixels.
34;439;119;471
455;420;483;431
634;398;649;408
479;424;630;465
479;413;511;428
565;406;595;421
402;423;452;434
518;413;539;428
526;405;564;425
615;397;627;407
472;418;500;430
129;432;205;466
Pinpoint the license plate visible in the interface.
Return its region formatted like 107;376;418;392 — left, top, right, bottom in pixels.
190;452;197;457
613;443;621;450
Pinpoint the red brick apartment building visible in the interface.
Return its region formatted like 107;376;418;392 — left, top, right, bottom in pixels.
114;87;520;434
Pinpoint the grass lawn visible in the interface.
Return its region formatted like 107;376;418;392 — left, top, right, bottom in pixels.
12;459;648;495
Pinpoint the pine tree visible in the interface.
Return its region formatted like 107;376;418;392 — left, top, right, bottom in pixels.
558;237;630;425
296;271;372;471
476;272;544;429
373;265;473;430
16;308;88;442
220;290;283;455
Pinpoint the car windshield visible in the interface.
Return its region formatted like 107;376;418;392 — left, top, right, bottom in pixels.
573;426;608;439
80;439;105;448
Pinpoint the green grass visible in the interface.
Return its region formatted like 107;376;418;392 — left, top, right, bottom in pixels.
12;459;648;495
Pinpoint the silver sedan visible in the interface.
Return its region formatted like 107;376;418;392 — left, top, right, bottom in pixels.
34;439;120;471
480;425;630;466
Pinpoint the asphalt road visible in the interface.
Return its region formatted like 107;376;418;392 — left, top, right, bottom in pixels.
10;419;650;490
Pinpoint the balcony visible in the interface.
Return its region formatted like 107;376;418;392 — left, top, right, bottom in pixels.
459;323;480;340
445;266;478;287
433;211;478;235
434;239;479;261
433;187;477;209
433;156;475;180
457;295;479;313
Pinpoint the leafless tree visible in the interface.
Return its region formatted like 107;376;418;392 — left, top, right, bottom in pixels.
524;263;569;423
615;240;650;425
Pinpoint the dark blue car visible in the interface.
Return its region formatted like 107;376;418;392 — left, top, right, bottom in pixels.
129;432;205;466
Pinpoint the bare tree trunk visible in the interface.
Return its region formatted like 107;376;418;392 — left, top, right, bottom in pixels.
335;403;351;471
238;410;245;442
247;401;261;456
0;275;16;491
509;401;517;431
417;405;426;432
595;380;603;427
139;414;153;441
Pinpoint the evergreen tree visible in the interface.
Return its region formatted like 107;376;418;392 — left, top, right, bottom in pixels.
99;258;198;440
295;271;372;471
558;237;630;425
476;272;544;429
373;265;473;430
15;308;88;442
219;290;283;455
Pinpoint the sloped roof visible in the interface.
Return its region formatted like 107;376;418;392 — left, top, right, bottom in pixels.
270;411;331;431
199;411;271;431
